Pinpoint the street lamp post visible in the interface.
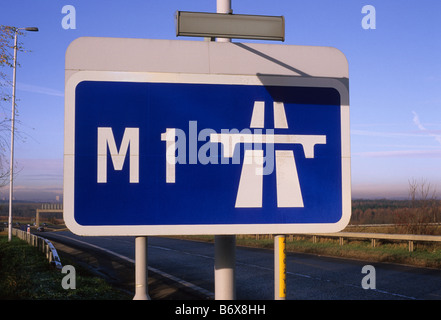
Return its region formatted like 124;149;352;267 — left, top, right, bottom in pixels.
8;27;38;242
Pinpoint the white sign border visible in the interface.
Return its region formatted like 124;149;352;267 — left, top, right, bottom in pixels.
64;70;350;236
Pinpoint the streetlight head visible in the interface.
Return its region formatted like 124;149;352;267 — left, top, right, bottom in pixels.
24;27;39;32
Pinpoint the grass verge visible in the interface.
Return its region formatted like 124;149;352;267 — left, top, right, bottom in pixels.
173;234;441;269
283;237;441;268
0;235;130;300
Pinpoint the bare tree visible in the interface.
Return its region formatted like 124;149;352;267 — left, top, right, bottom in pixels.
0;26;26;187
396;178;441;234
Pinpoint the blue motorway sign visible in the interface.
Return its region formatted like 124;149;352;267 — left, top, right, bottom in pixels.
65;72;350;236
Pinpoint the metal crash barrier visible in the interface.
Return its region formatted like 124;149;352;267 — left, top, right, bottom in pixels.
12;228;62;269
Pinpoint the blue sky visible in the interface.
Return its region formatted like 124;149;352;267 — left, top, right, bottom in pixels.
1;0;441;201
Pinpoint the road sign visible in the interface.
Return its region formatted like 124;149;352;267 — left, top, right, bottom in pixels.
64;37;350;236
175;11;285;41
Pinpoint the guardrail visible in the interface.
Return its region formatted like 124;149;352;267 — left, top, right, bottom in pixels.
245;232;441;252
298;232;441;252
12;228;62;269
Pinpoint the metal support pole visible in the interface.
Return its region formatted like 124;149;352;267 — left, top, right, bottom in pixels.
36;209;40;228
214;0;236;301
274;235;286;300
133;236;151;300
8;32;18;242
216;0;232;42
215;235;236;300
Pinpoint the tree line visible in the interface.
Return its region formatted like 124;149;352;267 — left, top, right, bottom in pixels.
351;180;441;234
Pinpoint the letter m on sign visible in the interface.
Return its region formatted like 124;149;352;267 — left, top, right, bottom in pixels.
97;127;139;183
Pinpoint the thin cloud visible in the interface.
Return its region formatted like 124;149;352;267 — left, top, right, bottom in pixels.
17;82;63;97
351;129;425;138
412;111;441;145
352;113;441;158
354;149;441;158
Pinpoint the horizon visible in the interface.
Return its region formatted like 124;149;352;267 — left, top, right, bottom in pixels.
0;180;418;202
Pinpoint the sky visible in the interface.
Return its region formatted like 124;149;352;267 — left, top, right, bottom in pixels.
0;0;441;201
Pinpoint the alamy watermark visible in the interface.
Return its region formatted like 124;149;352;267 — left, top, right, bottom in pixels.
361;5;376;30
61;5;76;30
61;265;76;290
160;122;278;173
361;265;376;290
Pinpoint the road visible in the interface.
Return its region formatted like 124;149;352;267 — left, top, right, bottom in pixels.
43;230;441;300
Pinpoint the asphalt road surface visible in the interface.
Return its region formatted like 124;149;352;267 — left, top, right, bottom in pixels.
43;230;441;300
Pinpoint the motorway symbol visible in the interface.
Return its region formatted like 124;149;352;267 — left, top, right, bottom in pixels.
209;100;326;208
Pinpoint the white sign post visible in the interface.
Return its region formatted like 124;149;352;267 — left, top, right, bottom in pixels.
214;0;236;301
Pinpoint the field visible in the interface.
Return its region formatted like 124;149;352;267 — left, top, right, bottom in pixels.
1;198;440;233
